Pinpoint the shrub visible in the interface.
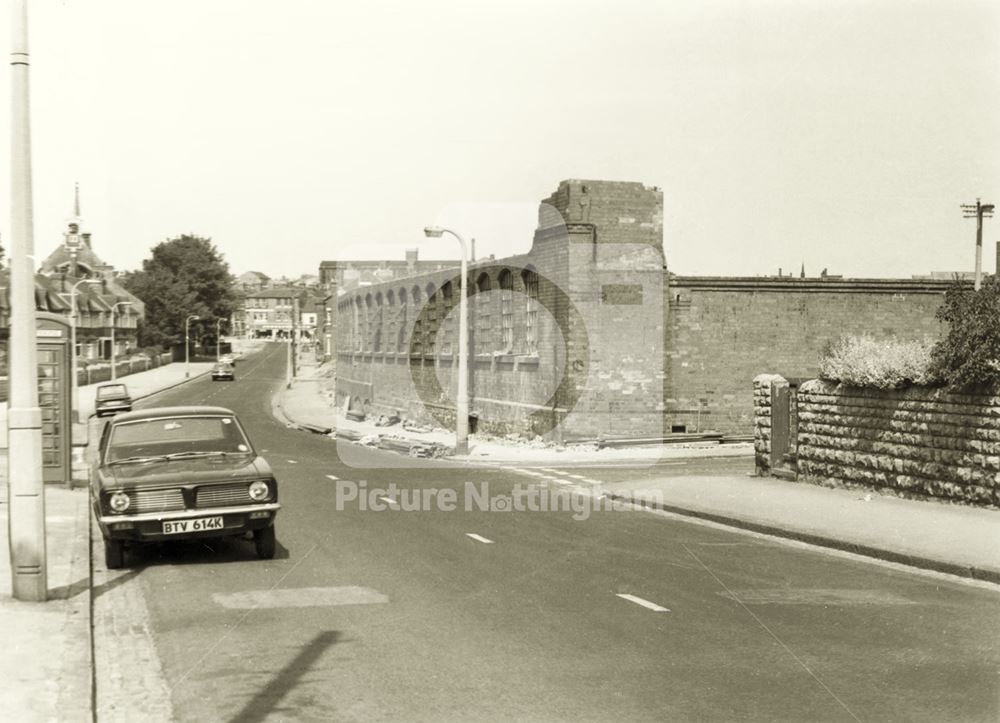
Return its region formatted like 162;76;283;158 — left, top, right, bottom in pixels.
819;335;937;389
929;278;1000;390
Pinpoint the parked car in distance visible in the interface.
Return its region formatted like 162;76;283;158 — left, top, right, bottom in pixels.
90;405;280;569
211;362;235;381
95;383;132;417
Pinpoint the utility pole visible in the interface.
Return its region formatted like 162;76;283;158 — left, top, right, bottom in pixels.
8;0;47;601
292;296;300;379
961;199;994;291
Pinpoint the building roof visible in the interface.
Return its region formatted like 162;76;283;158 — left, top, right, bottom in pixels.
243;286;305;299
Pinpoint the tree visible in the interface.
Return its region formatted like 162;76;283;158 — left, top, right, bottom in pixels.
123;235;236;349
929;277;1000;390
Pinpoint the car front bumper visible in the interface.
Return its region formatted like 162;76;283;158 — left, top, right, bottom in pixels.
97;502;280;542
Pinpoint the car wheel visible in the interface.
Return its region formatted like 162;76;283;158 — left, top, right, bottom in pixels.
254;525;276;559
104;538;126;569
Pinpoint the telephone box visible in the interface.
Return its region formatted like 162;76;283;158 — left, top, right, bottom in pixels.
35;312;72;483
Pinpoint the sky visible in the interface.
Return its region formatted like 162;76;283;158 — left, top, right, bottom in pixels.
0;0;997;280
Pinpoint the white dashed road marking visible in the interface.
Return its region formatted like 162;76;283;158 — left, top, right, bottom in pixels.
325;474;339;481
287;459;298;464
465;533;495;544
616;593;670;612
538;467;602;485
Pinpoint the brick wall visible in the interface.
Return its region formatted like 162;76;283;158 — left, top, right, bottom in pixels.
786;379;999;507
666;278;951;435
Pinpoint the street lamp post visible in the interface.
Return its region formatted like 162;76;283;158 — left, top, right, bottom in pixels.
8;0;45;600
185;314;199;378
216;318;223;362
423;225;469;455
962;199;995;291
110;301;132;381
69;278;100;421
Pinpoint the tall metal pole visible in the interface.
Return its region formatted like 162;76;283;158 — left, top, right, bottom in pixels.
185;314;198;378
8;0;46;601
962;199;994;291
975;206;983;291
216;318;221;362
423;226;469;454
456;236;469;455
291;296;299;378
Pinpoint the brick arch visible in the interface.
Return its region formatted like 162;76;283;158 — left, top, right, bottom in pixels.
408;262;590;435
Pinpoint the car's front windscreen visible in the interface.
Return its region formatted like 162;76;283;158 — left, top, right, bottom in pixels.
105;416;252;463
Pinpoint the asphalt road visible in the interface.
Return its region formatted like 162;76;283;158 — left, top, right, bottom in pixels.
93;342;1000;722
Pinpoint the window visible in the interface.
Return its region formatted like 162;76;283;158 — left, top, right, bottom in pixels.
386;291;396;353
373;293;383;353
475;274;492;355
397;288;408;353
425;283;437;356
523;269;539;354
499;270;513;352
410;286;422;355
441;281;454;355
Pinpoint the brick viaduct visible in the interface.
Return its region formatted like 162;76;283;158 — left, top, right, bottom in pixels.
333;180;951;440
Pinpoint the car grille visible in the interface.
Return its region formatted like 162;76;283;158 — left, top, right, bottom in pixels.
196;483;252;508
131;489;185;514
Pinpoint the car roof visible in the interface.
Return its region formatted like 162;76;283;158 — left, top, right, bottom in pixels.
106;405;239;424
97;382;127;389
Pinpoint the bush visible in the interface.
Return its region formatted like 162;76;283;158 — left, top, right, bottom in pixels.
819;335;937;389
929;278;1000;390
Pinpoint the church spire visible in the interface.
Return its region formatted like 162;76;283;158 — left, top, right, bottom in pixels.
74;181;80;218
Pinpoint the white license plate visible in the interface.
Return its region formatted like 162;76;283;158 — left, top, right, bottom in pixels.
162;516;224;534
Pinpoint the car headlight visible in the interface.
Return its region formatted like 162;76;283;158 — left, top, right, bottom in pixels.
109;491;130;513
248;480;270;501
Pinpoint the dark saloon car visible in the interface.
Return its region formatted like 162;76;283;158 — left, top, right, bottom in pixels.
91;406;280;569
211;362;235;381
95;383;132;417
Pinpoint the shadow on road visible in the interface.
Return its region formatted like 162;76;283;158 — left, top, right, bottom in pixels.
124;535;292;568
226;630;343;723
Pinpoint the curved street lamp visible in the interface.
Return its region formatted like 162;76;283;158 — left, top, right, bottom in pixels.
110;301;132;381
185;314;200;378
423;225;469;455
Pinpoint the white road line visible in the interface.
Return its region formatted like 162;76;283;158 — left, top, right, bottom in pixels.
287;460;298;464
616;593;670;612
378;496;399;506
325;474;339;481
538;468;603;485
465;533;495;544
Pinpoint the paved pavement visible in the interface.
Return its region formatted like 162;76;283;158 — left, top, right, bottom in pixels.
278;356;1000;584
0;359;216;722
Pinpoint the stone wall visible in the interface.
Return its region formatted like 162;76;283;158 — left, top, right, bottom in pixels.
793;379;1000;507
666;277;952;435
752;374;787;476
